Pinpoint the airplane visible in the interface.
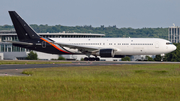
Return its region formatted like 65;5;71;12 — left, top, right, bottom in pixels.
7;11;176;61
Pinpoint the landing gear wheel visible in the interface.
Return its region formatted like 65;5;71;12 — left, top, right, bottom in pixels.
84;57;89;61
89;57;94;61
84;57;100;61
95;58;100;61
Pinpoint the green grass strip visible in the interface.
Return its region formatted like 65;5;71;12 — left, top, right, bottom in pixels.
0;64;180;101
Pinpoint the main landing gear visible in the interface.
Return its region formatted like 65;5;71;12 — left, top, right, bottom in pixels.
84;57;100;61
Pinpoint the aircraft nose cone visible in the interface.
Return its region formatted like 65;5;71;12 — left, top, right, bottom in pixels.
172;45;177;51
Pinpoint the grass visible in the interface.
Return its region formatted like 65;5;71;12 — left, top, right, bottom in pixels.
1;64;180;100
0;60;71;65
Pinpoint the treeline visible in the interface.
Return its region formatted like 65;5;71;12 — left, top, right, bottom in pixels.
0;25;14;30
0;25;168;39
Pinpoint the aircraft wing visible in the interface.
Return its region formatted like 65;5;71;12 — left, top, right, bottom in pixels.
54;41;118;55
54;42;102;53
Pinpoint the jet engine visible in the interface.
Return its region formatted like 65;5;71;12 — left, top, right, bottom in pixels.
93;49;115;58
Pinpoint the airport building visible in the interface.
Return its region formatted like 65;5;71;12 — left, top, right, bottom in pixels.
0;30;105;60
168;24;180;43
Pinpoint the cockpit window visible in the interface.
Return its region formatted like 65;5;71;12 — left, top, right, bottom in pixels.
166;42;173;45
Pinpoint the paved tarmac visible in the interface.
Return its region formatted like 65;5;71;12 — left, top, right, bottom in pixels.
0;61;180;76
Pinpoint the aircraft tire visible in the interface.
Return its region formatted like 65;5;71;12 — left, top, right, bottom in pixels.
95;58;100;61
84;57;89;61
84;57;100;61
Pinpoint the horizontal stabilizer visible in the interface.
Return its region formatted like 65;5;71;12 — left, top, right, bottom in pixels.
4;40;33;45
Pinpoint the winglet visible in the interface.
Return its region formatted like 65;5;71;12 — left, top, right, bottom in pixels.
9;11;40;41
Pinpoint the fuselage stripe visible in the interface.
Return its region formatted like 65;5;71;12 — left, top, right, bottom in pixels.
40;38;70;54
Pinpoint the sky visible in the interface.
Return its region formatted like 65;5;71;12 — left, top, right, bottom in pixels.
0;0;180;28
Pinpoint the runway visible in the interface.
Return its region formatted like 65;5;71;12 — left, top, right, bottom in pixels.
0;61;180;76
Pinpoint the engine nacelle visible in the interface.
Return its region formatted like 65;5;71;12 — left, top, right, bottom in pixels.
99;49;115;58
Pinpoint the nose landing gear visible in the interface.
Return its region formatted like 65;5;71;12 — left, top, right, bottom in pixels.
161;54;165;61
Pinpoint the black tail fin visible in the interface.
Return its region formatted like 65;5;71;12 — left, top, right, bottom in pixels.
9;11;40;41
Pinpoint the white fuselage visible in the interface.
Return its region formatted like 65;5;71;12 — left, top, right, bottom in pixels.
51;38;176;56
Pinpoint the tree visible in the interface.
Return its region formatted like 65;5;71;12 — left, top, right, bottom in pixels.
154;55;161;61
145;56;153;61
80;58;84;61
26;51;38;60
121;56;130;61
58;56;66;60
